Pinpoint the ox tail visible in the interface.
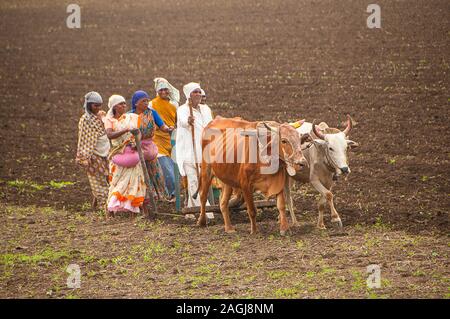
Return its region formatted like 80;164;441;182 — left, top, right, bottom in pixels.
192;164;212;200
192;188;199;200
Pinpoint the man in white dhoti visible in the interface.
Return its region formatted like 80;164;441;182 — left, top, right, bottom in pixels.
176;82;213;207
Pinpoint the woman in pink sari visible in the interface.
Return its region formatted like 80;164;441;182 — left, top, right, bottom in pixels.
103;95;146;217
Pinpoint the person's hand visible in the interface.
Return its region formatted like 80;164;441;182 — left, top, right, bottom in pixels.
168;126;174;132
130;128;140;136
97;110;106;119
76;158;89;168
188;116;195;126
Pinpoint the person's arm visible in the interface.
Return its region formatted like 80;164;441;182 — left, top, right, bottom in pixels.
103;117;130;139
177;105;192;129
76;117;96;167
106;127;129;140
151;109;164;127
151;109;173;133
160;124;175;133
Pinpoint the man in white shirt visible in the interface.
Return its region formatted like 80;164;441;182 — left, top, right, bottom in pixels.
176;82;213;207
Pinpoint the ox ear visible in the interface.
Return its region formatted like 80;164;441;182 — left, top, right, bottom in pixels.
300;133;312;144
347;140;359;149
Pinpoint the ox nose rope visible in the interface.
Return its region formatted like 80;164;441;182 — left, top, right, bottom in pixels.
323;144;340;173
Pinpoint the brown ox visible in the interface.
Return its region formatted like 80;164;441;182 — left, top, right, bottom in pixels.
194;116;308;235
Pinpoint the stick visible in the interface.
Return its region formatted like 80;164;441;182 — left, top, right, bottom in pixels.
131;129;157;218
188;102;200;181
171;130;181;212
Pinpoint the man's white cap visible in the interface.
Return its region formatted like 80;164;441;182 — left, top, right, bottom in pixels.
183;82;201;100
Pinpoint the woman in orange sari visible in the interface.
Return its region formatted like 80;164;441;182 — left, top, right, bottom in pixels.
150;78;177;200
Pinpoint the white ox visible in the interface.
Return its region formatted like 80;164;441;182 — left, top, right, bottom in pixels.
285;115;359;229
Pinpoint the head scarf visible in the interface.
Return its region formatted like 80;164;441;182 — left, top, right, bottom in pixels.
106;94;126;118
131;90;150;113
155;81;169;91
154;77;180;107
183;82;201;101
83;91;102;115
200;89;206;97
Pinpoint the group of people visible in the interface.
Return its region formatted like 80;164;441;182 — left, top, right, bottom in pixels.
76;78;212;216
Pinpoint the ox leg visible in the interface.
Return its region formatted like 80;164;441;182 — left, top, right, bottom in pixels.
317;195;327;229
220;184;235;233
285;177;298;226
325;186;343;229
277;191;290;236
197;164;212;228
310;180;343;229
242;188;258;235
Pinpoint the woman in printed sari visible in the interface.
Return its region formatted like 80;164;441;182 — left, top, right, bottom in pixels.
103;95;146;217
76;91;110;211
131;90;172;201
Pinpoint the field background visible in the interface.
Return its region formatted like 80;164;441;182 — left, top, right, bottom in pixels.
0;0;448;298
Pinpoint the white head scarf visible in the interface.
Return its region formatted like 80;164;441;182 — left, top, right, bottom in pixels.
183;82;201;101
106;94;126;119
83;91;102;115
155;81;170;91
154;77;180;107
200;89;206;96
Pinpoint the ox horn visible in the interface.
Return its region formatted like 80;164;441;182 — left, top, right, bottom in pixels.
312;120;325;140
343;114;352;136
262;122;278;134
300;133;311;144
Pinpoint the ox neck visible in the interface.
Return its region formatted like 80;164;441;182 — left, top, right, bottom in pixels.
312;142;337;173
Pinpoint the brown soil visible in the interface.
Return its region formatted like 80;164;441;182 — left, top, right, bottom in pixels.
0;0;448;298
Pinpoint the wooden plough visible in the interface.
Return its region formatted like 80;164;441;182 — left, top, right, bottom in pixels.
181;200;277;215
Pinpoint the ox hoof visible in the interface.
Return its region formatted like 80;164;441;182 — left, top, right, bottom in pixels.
225;227;236;234
317;224;326;230
332;218;343;229
280;229;290;236
197;219;207;227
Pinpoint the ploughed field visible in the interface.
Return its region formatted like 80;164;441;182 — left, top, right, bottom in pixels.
0;0;448;298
